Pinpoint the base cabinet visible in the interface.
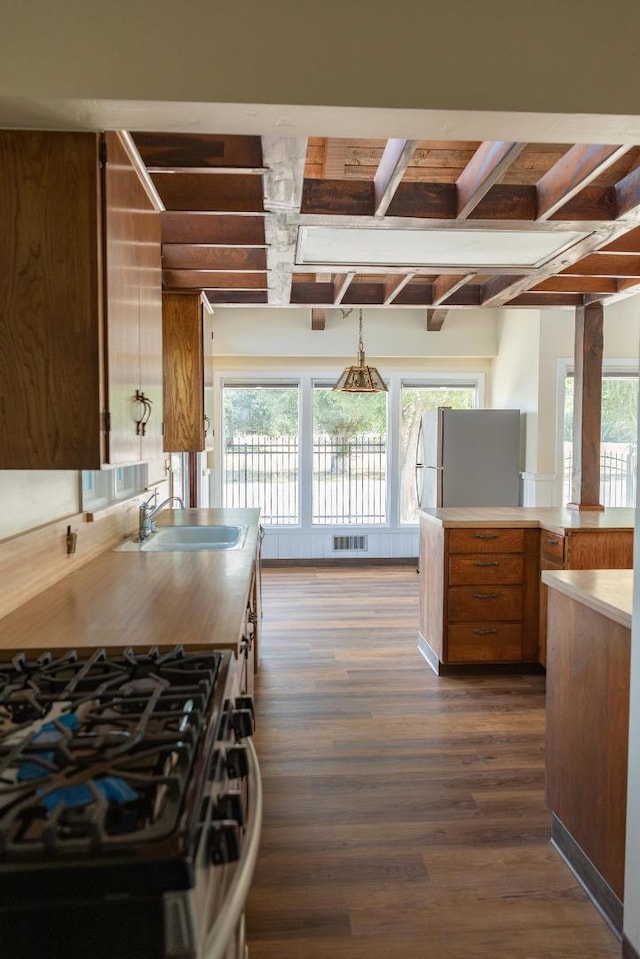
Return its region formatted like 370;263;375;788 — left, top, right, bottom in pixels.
419;518;539;672
538;526;633;666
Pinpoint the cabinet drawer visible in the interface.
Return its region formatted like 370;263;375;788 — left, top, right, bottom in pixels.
540;530;565;565
448;585;523;622
449;528;524;554
449;553;523;586
448;624;523;663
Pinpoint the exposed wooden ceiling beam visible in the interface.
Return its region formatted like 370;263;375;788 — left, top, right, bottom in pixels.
561;253;640;276
432;273;475;306
262;136;308;306
311;308;326;330
426;309;448;331
456;142;526;219
536;144;631;221
133;133;264;169
373;139;419;217
530;276;619;294
161;213;266;246
163;270;268;290
334;273;355;304
151;172;265;212
162;245;267;271
383;273;414;304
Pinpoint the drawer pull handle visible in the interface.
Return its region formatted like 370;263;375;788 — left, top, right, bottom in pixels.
472;628;498;635
474;533;500;539
475;561;498;567
545;537;560;545
473;592;499;599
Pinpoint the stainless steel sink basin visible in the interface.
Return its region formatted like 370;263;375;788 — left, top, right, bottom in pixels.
114;524;248;552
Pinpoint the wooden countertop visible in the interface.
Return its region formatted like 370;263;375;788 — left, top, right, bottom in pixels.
541;568;633;628
419;506;636;534
0;508;261;655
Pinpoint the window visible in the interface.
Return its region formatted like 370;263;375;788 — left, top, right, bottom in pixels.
221;376;480;528
563;371;638;506
222;384;300;524
312;385;387;524
399;383;476;523
81;464;148;512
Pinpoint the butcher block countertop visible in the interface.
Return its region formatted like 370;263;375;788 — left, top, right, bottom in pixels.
420;505;635;534
0;508;261;654
541;568;633;629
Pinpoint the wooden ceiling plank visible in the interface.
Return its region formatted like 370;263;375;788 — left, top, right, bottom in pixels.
322;139;350;178
426;309;448;331
536;144;631;221
432;273;475;306
334;273;355;304
383;273;414;304
204;290;269;304
311;308;326;330
162;245;267;271
374;139;419;217
507;293;586;306
600;224;640;253
163;270;268;290
456;142;526;219
616;164;640;217
161;213;266;246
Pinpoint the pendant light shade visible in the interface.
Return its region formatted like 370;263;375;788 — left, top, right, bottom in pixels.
333;310;388;393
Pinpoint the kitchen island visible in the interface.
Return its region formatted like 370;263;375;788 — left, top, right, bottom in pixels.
0;507;262;690
418;506;633;673
542;568;632;933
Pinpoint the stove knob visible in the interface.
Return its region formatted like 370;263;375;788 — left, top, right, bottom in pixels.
226;744;249;779
216;789;245;827
230;707;255;739
208;821;241;865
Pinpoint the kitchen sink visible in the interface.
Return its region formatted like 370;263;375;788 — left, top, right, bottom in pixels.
114;524;248;552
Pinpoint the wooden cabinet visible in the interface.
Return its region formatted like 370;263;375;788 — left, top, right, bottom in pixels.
0;130;163;476
545;575;631;932
418;518;539;672
162;292;214;453
538;525;633;666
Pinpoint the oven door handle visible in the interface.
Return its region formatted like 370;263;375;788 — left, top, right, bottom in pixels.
201;737;263;959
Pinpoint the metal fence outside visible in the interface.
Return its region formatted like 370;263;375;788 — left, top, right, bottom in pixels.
563;442;637;507
223;434;387;525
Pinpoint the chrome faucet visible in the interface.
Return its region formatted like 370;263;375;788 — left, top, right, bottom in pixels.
137;495;185;541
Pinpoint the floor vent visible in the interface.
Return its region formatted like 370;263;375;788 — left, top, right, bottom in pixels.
333;535;367;551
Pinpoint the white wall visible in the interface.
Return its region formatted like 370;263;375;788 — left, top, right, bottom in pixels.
492;309;542;474
211;307;499;360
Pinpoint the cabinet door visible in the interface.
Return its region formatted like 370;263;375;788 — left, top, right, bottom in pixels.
162;293;205;452
0;131;103;469
103;132;163;471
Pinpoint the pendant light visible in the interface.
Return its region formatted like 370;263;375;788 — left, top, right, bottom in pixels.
333;309;388;393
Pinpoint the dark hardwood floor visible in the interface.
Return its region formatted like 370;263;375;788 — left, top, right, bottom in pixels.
246;566;620;959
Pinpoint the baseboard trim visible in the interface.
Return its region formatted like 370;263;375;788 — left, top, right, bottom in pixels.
551;814;623;936
623;935;640;959
263;557;418;567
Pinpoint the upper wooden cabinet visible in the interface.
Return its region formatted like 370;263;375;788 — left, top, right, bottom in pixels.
162;292;214;452
0;130;164;476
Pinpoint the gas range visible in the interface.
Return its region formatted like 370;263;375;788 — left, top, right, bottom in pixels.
0;645;259;959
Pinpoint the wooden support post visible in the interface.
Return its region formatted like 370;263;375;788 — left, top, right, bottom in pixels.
567;302;604;511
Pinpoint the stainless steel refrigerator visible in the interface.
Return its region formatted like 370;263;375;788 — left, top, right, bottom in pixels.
416;408;521;508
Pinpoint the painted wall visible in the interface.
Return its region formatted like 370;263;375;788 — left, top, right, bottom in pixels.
2;1;640;118
211;307;499;360
491;309;542;473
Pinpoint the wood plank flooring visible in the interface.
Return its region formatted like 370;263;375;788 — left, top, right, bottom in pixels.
246;566;621;959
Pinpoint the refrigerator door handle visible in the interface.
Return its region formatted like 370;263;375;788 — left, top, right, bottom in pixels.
415;418;424;507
